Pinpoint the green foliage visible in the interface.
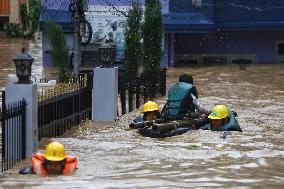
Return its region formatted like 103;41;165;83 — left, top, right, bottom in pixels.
2;1;40;38
143;0;163;73
44;20;71;82
142;0;163;98
27;0;41;36
3;23;24;37
20;4;28;31
124;0;143;83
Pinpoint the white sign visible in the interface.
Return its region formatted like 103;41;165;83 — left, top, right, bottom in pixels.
161;0;169;14
86;5;130;61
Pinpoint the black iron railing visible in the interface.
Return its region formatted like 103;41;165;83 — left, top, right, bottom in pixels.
119;69;167;115
38;74;92;140
1;91;27;172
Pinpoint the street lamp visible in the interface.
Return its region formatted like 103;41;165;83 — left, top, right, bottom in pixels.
13;48;34;84
98;43;116;68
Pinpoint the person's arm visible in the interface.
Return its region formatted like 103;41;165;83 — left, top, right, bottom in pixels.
129;115;144;129
191;86;198;99
133;115;144;123
190;93;211;115
199;123;211;130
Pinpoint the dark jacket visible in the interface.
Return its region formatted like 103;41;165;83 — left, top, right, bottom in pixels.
162;82;198;120
133;115;144;123
200;112;242;132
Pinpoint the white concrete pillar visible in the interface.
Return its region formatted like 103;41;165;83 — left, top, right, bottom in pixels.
9;0;20;24
5;83;38;158
92;68;118;121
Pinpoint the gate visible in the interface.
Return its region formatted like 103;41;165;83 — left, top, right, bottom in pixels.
38;75;92;140
1;91;27;172
119;68;167;115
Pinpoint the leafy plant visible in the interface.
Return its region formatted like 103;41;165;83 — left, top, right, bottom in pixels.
142;0;163;99
27;0;41;37
124;0;143;83
3;23;24;37
44;20;71;82
20;4;28;31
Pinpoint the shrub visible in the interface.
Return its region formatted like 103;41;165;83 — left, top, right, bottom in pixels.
44;20;72;82
124;0;143;83
3;23;24;37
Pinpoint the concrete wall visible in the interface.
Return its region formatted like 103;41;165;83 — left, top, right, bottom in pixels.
215;0;284;28
41;0;145;9
9;0;20;24
170;0;214;21
174;30;284;64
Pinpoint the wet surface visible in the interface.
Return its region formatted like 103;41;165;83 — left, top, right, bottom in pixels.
0;35;284;188
0;32;44;91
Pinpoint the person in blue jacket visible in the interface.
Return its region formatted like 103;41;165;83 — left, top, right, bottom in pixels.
161;74;210;120
132;101;160;123
200;105;242;132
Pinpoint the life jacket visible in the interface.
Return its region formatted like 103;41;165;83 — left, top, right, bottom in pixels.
32;153;77;176
164;82;194;119
133;115;144;123
213;112;242;132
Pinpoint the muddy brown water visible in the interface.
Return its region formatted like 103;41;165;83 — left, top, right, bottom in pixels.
0;35;284;188
0;32;44;91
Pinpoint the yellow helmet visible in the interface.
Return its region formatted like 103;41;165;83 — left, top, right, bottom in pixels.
208;105;229;119
43;142;66;161
143;101;160;113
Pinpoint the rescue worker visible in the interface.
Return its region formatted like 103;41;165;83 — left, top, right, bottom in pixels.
132;101;160;123
19;142;77;175
161;74;210;120
201;105;242;132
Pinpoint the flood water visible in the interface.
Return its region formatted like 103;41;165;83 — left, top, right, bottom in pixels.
0;32;44;92
0;35;284;188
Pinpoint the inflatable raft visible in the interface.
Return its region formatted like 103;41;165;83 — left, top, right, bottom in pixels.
130;119;198;138
138;127;190;138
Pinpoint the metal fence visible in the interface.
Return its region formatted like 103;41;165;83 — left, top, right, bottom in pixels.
119;69;167;115
1;91;27;172
38;74;93;140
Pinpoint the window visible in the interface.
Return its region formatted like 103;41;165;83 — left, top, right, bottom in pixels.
278;43;284;55
192;0;202;8
161;0;169;14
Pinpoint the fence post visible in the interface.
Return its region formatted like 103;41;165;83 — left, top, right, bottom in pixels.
119;80;126;115
5;83;38;158
135;76;140;109
1;91;5;171
128;82;133;113
21;100;26;159
140;77;147;104
159;68;167;96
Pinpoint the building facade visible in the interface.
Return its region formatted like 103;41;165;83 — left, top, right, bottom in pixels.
40;0;74;67
0;0;27;27
40;0;284;67
164;0;284;66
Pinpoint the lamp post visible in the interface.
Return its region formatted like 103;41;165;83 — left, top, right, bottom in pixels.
98;43;116;68
13;48;34;84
